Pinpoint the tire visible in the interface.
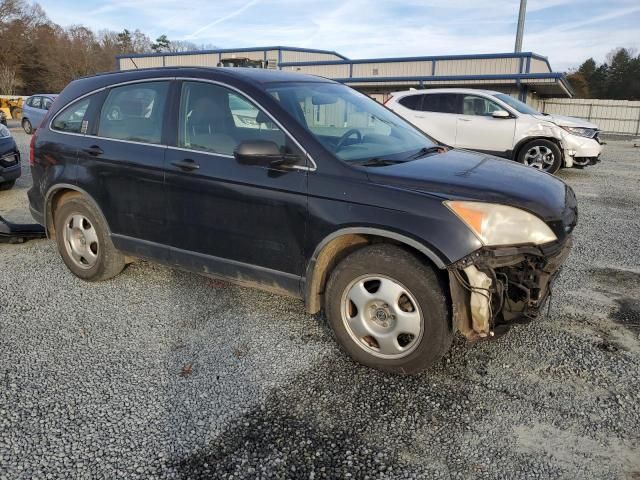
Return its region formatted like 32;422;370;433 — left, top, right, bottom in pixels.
0;180;16;191
22;118;33;135
54;195;126;281
517;139;562;174
324;244;452;375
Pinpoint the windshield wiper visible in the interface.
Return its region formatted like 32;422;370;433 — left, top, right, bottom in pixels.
405;146;443;160
351;158;407;167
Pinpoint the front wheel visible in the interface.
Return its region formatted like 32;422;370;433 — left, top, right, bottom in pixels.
22;118;33;135
324;244;452;375
517;139;562;174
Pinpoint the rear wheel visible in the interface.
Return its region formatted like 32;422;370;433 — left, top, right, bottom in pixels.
54;195;125;281
517;139;562;174
324;244;452;375
22;118;33;135
0;180;16;191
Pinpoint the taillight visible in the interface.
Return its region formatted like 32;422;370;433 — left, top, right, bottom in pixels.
29;132;36;166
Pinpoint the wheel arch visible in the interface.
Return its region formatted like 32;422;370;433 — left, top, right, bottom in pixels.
304;227;447;314
44;184;111;238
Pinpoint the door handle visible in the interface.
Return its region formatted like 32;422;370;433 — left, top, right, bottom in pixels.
83;145;103;156
458;118;471;122
171;159;200;171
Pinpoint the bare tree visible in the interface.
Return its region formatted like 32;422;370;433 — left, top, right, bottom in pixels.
0;65;20;94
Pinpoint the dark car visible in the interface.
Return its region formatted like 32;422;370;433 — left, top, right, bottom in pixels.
28;67;576;374
0;123;20;190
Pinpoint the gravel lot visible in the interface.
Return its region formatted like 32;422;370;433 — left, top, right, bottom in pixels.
1;122;639;479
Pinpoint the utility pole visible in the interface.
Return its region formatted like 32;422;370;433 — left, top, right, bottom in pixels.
514;0;527;52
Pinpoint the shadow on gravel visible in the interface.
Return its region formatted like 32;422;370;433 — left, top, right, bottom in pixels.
612;298;640;334
172;351;468;479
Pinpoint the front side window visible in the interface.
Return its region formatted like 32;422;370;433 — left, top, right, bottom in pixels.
97;81;169;144
461;95;503;116
51;97;91;133
178;81;286;156
494;93;540;115
42;97;53;110
267;82;436;163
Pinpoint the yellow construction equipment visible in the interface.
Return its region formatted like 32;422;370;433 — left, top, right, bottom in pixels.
0;95;26;120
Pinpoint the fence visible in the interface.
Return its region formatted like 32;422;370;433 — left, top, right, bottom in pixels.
534;98;640;136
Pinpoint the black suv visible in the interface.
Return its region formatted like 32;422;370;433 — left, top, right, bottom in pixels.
28;68;576;374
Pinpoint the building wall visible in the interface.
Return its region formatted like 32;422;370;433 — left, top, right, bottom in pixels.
280;50;343;63
538;98;640;135
434;57;520;76
529;58;551;74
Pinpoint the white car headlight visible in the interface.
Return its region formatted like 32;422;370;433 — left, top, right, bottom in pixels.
560;126;597;138
445;201;557;246
0;124;11;139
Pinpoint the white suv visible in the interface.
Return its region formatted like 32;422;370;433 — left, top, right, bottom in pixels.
385;88;602;174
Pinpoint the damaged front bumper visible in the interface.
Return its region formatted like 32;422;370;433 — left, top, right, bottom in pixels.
448;237;573;340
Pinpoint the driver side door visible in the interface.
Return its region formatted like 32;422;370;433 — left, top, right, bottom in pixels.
164;80;310;294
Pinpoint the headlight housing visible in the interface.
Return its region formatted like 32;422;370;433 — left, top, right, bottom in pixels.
0;124;11;139
445;201;557;246
560;126;597;138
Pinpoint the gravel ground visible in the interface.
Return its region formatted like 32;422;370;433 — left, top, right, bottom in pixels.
1;122;639;479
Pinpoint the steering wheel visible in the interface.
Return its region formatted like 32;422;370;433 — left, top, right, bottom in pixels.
335;129;363;151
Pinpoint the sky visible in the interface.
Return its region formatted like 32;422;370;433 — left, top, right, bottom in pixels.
37;0;640;72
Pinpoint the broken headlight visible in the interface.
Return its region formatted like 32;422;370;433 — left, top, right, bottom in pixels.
445;201;557;246
560;126;597;138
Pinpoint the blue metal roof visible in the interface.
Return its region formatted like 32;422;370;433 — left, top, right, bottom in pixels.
116;45;349;60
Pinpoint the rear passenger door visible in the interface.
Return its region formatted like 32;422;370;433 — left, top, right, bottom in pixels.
75;80;171;260
418;93;461;146
164;80;309;293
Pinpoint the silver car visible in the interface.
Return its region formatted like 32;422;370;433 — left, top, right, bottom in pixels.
21;94;57;134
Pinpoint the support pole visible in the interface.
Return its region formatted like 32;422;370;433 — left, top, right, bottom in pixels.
515;0;527;53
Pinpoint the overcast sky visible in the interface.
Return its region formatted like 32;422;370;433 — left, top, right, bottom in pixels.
38;0;640;71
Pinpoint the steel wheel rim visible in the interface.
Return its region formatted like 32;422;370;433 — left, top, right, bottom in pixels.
340;274;424;359
62;213;99;269
523;145;555;171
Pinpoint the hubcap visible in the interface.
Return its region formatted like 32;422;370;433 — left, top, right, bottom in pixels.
523;145;555;171
340;275;423;359
62;214;99;269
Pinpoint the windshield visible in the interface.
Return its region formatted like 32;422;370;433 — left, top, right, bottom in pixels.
266;82;436;163
494;93;540;115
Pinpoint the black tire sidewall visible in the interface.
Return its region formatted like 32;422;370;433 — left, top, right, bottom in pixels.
0;180;16;191
324;245;452;375
54;197;123;281
518;139;562;174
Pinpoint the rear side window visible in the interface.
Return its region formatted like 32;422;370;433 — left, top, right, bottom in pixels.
398;94;423;111
98;81;169;144
422;94;461;114
31;97;42;109
51;97;91;134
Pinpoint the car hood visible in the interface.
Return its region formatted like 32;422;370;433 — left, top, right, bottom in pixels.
532;114;598;129
365;149;573;223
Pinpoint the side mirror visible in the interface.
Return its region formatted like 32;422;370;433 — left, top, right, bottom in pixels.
492;110;510;119
234;140;301;168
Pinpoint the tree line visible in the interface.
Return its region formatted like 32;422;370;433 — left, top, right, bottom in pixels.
0;0;207;95
567;48;640;100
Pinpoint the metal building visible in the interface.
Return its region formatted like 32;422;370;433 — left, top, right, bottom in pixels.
116;46;572;103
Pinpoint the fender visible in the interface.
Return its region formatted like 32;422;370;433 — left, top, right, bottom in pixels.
303;227;447;313
44;183;111;238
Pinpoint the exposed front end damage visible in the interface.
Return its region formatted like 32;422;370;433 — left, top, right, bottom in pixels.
448;238;573;340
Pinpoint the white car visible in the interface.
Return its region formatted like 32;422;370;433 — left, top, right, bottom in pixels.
385;88;602;174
